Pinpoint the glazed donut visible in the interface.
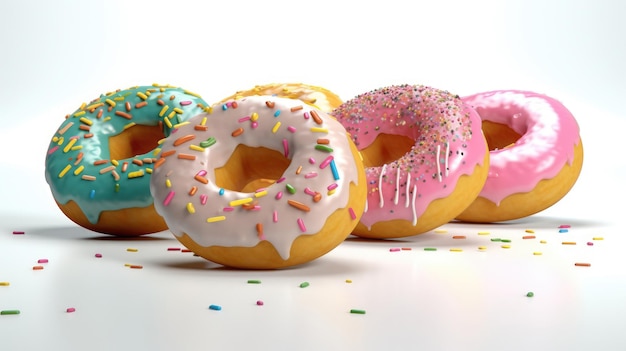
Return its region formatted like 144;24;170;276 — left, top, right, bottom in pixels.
45;84;209;235
219;83;343;113
456;90;583;223
150;95;366;269
331;85;489;239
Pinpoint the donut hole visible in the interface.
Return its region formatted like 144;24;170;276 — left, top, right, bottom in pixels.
482;120;522;151
108;124;165;160
214;144;290;193
359;133;415;167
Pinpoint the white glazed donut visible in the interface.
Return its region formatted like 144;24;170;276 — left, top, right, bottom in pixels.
150;96;366;269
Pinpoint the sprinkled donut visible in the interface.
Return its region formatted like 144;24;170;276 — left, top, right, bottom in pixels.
220;83;343;113
456;90;583;222
45;84;210;235
150;95;366;269
331;85;489;239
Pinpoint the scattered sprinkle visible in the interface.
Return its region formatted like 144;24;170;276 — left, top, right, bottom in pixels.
12;231;25;235
126;248;138;252
592;237;604;241
522;235;536;239
574;262;591;267
434;229;448;234
477;231;490;235
452;235;466;239
209;304;222;311
0;282;9;286
526;292;534;297
37;259;49;264
299;282;310;288
1;310;20;315
389;248;401;252
450;248;463;252
247;280;262;284
562;241;577;245
256;300;264;306
66;307;76;313
95;253;102;258
501;245;511;249
533;252;543;255
525;229;535;233
424;247;437;251
345;279;352;283
167;247;181;251
350;309;366;314
32;265;44;270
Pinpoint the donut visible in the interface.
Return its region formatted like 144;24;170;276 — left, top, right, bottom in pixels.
331;85;490;239
455;90;583;223
219;83;343;113
45;84;210;235
150;95;366;269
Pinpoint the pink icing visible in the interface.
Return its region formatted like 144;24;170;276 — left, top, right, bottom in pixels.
462;90;581;205
331;85;487;229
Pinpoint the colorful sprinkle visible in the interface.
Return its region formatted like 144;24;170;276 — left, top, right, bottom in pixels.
209;305;222;311
299;282;310;288
350;309;366;314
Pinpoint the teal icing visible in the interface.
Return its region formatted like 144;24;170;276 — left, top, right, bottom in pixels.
44;85;210;224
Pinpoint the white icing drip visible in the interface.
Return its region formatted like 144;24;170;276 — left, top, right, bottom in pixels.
436;144;442;182
411;184;418;225
445;142;450;177
405;172;411;208
378;163;387;208
394;166;400;205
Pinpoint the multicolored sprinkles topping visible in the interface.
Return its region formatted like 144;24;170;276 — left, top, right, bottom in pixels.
45;84;210;224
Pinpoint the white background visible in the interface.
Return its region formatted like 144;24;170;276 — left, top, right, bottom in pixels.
1;0;625;350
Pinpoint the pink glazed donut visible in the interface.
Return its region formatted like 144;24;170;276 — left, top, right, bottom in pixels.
331;85;490;239
456;90;584;223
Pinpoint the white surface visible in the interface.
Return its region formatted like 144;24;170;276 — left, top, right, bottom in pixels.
1;0;625;350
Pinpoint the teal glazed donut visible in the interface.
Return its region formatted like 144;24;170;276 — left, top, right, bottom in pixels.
45;84;210;235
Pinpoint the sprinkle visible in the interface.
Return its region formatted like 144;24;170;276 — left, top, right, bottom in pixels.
207;216;226;223
127;170;144;178
533;252;542;255
0;282;10;286
163;191;175;206
115;111;132;119
209;304;222;311
316;138;330;144
452;235;466;239
79;117;93;126
12;231;25;235
63;138;77;153
593;237;604;240
587;242;594;246
500;239;511;243
265;101;275;108
58;164;72;178
173;134;195;146
164;117;173;128
256;223;264;240
200;194;208;205
275;191;283;200
273;110;281;117
33;265;44;270
37;259;48;264
478;231;490;235
1;310;20;315
285;184;296;194
540;240;547;244
559;224;571;228
99;165;116;174
526;292;534;297
177;153;196;160
523;235;536;239
282;139;289;157
167;247;181;251
256;300;264;306
66;307;76;313
273;211;278;222
424;248;437;251
525;229;535;233
290;105;303;112
57;122;74;135
231;127;244;137
254;190;268;198
230;198;253;207
186;202;195;214
299;282;310;288
247;280;262;284
310;110;323;125
490;238;501;242
189;186;198;195
319;156;333;169
574;262;591;267
314;144;333;153
308;157;315;164
501;245;511;249
194;175;209;184
389;248;401;252
329;160;339;180
89;189;96;199
450;248;463;252
559;229;569;233
123;122;136;130
297;218;307;232
127;248;138;252
349;207;357;220
562;241;577;245
310;127;328;133
345;279;352;283
350;309;366;315
95;253;102;258
287;126;297;133
478;246;487;251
